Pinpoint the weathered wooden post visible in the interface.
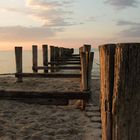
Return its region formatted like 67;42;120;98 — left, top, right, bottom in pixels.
80;45;93;90
50;46;55;72
71;48;74;54
79;51;87;110
15;47;23;82
84;44;91;90
79;47;84;55
112;43;140;140
84;44;91;52
80;52;88;91
59;47;63;58
50;46;54;62
55;47;59;71
63;48;66;56
42;44;48;73
99;44;116;140
32;45;38;73
55;47;59;59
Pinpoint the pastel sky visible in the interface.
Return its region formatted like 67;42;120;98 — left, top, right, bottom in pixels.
0;0;140;50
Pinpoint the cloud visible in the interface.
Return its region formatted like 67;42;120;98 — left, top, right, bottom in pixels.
117;20;140;26
117;20;140;38
86;16;95;22
43;18;75;27
26;0;74;8
105;0;138;9
26;0;61;9
0;26;60;42
1;0;76;28
26;0;76;27
0;7;26;13
119;26;140;37
0;0;78;42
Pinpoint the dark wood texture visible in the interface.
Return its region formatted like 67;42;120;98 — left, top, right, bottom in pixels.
80;52;88;91
32;45;38;73
47;62;81;65
99;44;116;140
37;66;81;70
0;90;90;100
15;73;81;78
42;44;48;73
112;43;140;140
15;47;23;82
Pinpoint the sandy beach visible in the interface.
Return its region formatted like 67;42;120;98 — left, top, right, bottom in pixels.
0;76;101;140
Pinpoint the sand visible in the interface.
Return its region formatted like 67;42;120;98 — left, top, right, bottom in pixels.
0;76;101;140
0;77;81;92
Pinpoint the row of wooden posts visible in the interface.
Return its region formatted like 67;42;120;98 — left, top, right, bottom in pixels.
15;45;75;75
13;44;94;106
32;45;75;73
99;43;140;140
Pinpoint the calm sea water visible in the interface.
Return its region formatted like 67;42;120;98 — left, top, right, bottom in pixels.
0;48;100;78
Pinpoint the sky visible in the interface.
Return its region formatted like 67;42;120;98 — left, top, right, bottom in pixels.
0;0;140;50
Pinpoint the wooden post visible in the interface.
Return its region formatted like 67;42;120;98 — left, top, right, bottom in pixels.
55;47;59;59
53;47;58;71
15;47;23;82
89;52;94;71
59;47;63;58
79;47;84;54
84;44;91;52
32;45;38;73
99;44;116;140
42;44;48;73
50;46;55;72
50;46;54;62
80;52;88;91
84;44;91;90
71;48;74;54
112;43;140;140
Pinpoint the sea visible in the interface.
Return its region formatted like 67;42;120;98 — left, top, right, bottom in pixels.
0;48;100;79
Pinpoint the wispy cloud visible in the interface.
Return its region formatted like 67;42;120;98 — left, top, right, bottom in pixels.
119;26;140;37
26;0;75;27
117;20;140;38
0;26;61;41
105;0;138;9
86;16;95;22
26;0;61;9
117;20;140;26
2;0;76;27
0;0;77;42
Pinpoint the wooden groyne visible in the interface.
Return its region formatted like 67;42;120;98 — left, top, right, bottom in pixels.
0;44;94;109
2;42;139;139
99;43;140;140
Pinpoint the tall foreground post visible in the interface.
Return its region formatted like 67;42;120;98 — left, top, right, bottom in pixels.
112;43;140;140
15;47;23;82
42;44;48;73
32;45;38;73
99;43;140;140
99;44;116;140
